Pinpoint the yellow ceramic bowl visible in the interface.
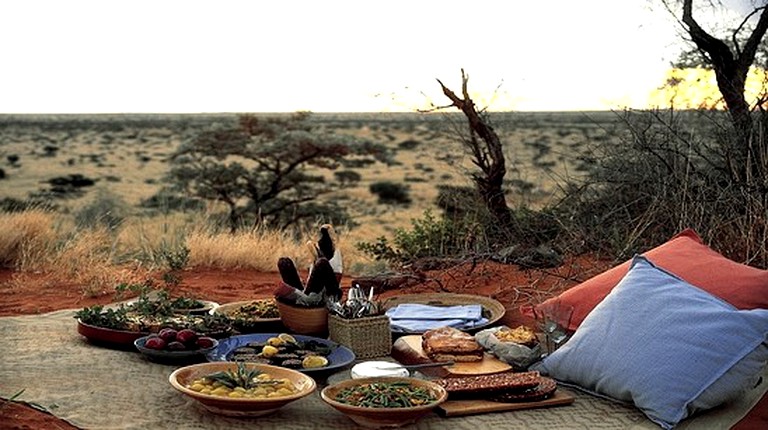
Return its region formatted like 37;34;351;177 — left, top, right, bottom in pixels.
169;362;316;417
321;376;448;428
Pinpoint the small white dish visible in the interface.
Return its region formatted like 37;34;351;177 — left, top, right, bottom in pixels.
350;361;410;379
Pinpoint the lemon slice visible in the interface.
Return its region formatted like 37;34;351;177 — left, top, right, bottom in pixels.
261;345;279;357
277;333;297;344
302;355;329;369
266;337;283;347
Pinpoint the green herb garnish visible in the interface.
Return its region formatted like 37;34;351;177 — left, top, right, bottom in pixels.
335;381;437;408
205;362;279;389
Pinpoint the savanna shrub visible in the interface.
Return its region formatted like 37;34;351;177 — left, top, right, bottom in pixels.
75;189;128;231
554;109;768;267
140;188;205;213
334;170;362;186
369;181;411;205
398;139;421;150
159;243;190;271
0;197;55;213
357;210;487;267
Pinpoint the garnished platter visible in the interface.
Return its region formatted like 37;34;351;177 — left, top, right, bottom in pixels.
75;290;233;349
206;333;355;376
211;298;284;333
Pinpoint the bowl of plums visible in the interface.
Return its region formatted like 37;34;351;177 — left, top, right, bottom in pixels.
134;327;218;365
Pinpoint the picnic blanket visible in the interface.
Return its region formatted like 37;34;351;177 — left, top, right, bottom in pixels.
0;309;765;430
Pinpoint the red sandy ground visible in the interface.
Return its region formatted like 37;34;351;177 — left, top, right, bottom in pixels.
1;259;765;429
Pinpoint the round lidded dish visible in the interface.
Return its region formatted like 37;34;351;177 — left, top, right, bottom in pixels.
350;361;410;379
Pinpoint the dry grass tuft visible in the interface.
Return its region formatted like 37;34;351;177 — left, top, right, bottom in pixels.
187;227;302;271
46;228;148;297
0;214;149;297
185;224;378;275
115;213;191;269
0;208;384;298
0;209;57;270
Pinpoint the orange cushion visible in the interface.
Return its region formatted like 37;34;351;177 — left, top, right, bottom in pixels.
534;228;768;332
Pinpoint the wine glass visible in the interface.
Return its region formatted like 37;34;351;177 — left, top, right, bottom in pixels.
548;301;573;352
533;299;574;354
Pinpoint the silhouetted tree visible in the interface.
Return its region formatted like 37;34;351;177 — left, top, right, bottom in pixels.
664;0;768;179
433;70;515;240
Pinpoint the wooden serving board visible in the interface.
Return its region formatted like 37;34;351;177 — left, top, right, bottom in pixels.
437;389;576;417
391;335;511;376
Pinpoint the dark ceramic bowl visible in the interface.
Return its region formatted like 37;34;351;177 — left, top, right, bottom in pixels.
134;335;219;365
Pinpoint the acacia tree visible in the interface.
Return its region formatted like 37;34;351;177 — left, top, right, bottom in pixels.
666;0;768;175
168;112;391;231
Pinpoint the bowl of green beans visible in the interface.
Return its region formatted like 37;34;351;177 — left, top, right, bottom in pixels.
320;377;448;428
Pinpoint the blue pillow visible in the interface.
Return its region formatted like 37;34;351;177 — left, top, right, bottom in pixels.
533;255;768;429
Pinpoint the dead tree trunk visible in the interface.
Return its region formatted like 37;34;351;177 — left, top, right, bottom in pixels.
437;69;515;237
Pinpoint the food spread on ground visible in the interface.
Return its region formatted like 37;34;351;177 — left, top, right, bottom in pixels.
72;288;574;422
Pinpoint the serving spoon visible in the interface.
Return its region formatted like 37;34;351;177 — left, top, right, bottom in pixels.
372;361;455;372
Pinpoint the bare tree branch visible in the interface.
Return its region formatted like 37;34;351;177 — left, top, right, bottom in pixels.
436;69;514;234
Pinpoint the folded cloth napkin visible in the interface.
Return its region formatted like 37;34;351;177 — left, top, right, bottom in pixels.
386;304;488;333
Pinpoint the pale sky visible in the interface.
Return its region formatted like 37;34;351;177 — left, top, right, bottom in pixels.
0;1;755;113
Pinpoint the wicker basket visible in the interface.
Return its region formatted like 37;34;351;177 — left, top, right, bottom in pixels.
276;300;329;337
328;314;392;358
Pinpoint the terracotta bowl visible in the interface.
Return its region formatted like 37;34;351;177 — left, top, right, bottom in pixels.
320;376;448;428
276;300;329;337
169;362;316;417
76;320;147;349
